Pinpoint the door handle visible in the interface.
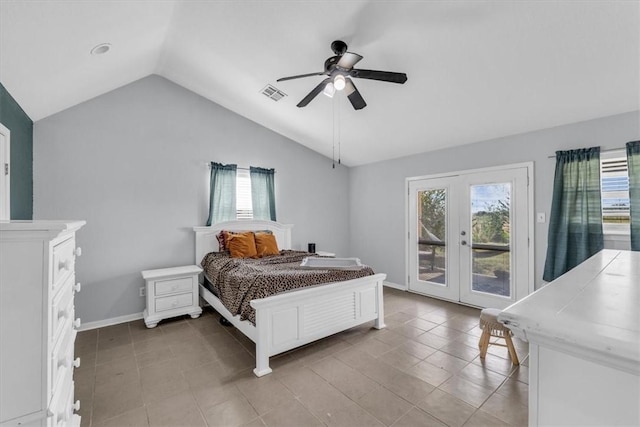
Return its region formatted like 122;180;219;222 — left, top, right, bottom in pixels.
461;240;467;246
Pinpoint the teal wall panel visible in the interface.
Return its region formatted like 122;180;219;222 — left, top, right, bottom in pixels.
0;83;33;219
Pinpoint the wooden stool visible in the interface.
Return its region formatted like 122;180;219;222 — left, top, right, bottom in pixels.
478;308;519;365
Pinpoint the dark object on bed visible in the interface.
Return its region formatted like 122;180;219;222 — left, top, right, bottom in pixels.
201;250;375;325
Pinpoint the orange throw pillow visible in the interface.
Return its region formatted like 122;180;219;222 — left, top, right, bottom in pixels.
227;232;258;258
255;232;279;257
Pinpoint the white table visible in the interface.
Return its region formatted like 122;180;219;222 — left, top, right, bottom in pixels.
499;250;640;426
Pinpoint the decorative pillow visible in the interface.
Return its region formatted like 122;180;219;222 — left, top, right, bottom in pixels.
216;231;228;252
227;232;258;258
255;232;279;257
217;229;272;253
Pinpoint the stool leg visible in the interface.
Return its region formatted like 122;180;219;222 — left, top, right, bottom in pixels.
504;333;520;365
478;327;491;359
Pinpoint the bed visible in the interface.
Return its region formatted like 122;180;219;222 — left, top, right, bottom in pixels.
193;220;386;377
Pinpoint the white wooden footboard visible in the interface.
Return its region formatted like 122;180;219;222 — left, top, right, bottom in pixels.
250;273;386;376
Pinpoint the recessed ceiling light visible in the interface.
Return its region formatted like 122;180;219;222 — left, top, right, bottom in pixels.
90;43;111;56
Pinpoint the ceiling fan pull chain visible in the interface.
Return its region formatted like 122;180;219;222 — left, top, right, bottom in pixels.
338;95;341;165
332;96;336;169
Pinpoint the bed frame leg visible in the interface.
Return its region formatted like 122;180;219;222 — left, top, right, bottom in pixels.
373;280;386;330
253;351;272;377
219;316;233;327
253;308;273;377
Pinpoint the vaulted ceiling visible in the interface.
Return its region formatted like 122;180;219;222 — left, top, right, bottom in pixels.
1;1;638;166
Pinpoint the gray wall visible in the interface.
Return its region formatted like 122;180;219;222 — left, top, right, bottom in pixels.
34;75;350;324
348;111;639;289
0;82;33;219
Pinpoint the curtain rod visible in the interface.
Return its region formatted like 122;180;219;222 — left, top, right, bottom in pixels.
205;163;276;172
547;147;626;159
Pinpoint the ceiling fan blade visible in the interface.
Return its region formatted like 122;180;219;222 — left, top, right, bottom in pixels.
337;52;363;69
277;71;325;82
351;69;408;84
345;78;366;110
297;78;332;108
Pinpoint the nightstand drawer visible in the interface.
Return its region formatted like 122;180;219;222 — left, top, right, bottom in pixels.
155;293;193;313
155;277;194;296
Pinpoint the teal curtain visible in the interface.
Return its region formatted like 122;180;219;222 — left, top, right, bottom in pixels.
206;162;237;226
543;147;603;281
627;140;640;251
250;166;276;221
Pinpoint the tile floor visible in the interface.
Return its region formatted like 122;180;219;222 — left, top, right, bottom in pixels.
74;288;529;427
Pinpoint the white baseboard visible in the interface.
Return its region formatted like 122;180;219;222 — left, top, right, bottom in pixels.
77;312;144;331
383;281;407;291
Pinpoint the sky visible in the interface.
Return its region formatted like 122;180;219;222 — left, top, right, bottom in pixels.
471;183;510;213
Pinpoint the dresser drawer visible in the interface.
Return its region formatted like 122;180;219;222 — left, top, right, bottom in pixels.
155;293;193;313
59;381;78;427
154;276;194;296
50;319;77;394
52;237;75;294
51;276;74;344
50;371;75;427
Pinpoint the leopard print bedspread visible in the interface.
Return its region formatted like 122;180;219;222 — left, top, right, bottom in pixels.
201;250;375;325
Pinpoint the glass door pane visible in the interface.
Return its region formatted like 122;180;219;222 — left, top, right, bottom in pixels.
470;183;512;297
418;189;447;285
408;177;459;302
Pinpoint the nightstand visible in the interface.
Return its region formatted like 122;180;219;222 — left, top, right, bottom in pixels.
142;265;203;328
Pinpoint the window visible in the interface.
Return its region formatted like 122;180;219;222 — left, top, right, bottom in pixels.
206;162;275;225
236;169;253;220
601;150;630;234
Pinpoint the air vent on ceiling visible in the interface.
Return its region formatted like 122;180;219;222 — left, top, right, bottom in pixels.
261;85;287;102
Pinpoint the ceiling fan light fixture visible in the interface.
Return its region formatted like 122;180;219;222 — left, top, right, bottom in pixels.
323;82;336;98
333;75;346;91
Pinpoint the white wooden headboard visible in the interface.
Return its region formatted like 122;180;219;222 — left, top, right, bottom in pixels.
193;220;293;264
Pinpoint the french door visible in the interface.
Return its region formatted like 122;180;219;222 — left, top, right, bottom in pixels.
407;165;531;309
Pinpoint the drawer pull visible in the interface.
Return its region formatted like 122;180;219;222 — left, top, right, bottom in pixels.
58;308;69;319
59;259;72;271
73;357;81;368
75;247;82;257
73;400;80;412
74;282;82;293
73;318;81;329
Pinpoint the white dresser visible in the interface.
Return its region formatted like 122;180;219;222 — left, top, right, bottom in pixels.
0;220;85;427
499;250;640;427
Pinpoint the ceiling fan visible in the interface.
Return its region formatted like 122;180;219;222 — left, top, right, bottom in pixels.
277;40;408;110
